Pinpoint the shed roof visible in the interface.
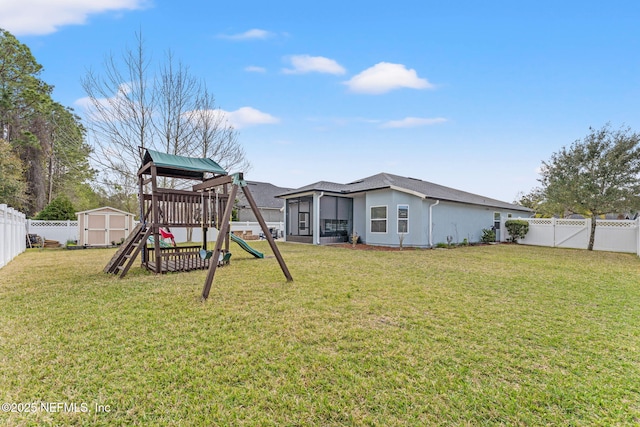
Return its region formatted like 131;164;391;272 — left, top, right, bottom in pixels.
75;206;136;216
278;172;532;212
141;149;227;179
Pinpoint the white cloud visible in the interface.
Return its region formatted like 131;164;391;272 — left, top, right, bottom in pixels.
218;28;273;41
345;62;433;94
381;117;447;128
245;65;267;73
74;82;137;122
0;0;148;36
218;107;280;129
282;55;346;75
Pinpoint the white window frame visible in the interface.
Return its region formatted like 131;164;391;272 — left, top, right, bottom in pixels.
370;205;388;234
397;204;409;234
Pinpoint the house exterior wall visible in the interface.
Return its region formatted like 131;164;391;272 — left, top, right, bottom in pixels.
362;189;530;247
430;201;530;245
364;189;428;247
352;195;366;243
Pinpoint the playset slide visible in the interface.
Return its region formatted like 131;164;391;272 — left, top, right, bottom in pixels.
230;233;264;258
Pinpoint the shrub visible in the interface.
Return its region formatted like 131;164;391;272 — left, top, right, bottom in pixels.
505;219;530;243
34;196;75;220
481;228;496;243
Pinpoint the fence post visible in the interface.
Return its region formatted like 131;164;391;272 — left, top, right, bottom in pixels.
0;204;28;270
0;204;6;268
9;207;15;261
20;211;25;253
637;217;640;257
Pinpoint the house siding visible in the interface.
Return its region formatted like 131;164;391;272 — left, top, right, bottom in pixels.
430;201;530;245
353;195;367;243
363;190;530;247
365;189;427;247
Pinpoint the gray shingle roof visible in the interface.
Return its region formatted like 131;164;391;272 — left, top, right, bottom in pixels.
237;181;292;209
278;172;531;212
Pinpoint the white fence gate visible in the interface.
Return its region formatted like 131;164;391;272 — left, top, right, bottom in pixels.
502;217;640;256
0;204;26;269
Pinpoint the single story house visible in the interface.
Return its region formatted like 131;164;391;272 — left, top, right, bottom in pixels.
235;181;291;223
277;173;532;247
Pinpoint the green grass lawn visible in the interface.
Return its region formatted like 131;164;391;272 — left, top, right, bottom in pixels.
1;243;640;426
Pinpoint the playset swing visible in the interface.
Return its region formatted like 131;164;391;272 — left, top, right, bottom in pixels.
104;149;292;300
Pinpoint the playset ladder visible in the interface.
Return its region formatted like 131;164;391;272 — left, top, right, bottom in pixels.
104;224;152;277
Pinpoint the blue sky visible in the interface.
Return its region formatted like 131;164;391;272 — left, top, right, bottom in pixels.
2;1;639;203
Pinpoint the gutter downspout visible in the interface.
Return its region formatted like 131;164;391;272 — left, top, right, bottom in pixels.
428;200;440;248
316;192;324;245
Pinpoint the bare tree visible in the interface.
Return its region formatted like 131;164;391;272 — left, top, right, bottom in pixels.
82;32;249;197
81;32;154;188
154;51;199;157
189;85;250;173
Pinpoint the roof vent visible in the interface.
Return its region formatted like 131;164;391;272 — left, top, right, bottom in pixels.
408;177;423;181
347;179;364;185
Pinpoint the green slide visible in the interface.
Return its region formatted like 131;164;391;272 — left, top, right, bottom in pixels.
230;233;264;258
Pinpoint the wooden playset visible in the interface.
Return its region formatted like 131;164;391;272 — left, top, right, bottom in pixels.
104;149;292;300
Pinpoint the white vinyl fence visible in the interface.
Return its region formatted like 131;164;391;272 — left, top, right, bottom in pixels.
23;219;284;247
169;221;285;243
502;217;640;256
26;219;78;244
0;204;27;269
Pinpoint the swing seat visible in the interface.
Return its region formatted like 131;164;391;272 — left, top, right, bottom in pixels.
199;249;213;260
218;252;232;266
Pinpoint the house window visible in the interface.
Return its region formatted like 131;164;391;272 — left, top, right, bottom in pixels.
398;205;409;233
371;206;387;233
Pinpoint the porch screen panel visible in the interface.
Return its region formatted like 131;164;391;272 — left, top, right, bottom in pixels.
287;197;313;236
288;200;300;235
320;196;352;237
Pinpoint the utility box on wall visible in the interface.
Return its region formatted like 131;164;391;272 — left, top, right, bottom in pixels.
76;207;136;246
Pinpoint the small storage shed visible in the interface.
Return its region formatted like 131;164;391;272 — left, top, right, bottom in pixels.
76;207;136;247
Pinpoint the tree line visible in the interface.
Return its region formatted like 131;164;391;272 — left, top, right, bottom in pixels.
1;28;95;217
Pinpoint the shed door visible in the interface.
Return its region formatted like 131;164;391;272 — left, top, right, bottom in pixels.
108;215;128;245
86;213;108;245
